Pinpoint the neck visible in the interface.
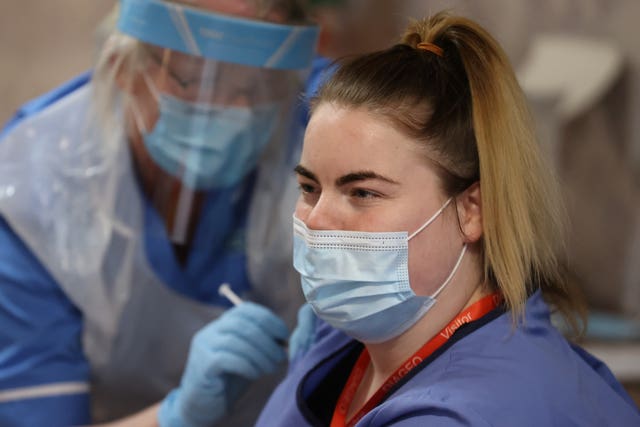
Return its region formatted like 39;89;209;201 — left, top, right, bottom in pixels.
129;138;205;252
364;278;490;395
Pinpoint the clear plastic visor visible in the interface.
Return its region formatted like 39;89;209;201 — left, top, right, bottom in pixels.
115;0;318;246
142;43;298;105
127;45;304;247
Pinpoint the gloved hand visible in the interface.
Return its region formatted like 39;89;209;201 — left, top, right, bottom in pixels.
288;303;317;362
158;302;289;427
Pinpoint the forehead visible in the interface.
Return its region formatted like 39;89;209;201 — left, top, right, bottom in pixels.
174;0;285;21
302;103;434;180
175;0;256;16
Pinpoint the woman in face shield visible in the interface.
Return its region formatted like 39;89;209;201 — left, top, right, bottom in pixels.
0;0;318;426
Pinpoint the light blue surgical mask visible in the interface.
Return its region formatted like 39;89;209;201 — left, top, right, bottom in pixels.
143;92;280;190
293;198;467;343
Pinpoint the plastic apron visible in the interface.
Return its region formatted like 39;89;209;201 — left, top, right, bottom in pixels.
0;81;304;423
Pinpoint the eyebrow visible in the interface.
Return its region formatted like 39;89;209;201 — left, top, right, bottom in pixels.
294;165;318;182
294;165;400;187
146;46;206;89
336;171;400;187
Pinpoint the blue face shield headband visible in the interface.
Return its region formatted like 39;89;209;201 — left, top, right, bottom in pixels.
117;0;319;70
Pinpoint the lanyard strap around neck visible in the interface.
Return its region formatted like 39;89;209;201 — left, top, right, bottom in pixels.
331;292;502;427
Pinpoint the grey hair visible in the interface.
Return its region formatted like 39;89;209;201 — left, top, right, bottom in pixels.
91;32;146;148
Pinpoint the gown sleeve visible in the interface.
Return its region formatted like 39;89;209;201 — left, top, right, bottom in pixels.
0;216;91;427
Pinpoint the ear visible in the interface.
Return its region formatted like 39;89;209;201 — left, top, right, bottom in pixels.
456;182;482;243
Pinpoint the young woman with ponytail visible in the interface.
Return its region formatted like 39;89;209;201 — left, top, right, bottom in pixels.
255;11;640;426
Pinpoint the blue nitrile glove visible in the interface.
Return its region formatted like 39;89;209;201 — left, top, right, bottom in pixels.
158;302;289;427
288;303;317;362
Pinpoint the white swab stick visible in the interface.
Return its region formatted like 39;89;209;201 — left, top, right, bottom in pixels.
219;282;288;348
218;283;244;306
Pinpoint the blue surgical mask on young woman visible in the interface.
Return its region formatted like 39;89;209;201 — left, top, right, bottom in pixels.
143;93;279;190
293;198;467;343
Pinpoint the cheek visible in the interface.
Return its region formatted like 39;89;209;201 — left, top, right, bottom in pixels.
137;93;160;133
407;221;461;295
130;136;154;172
124;103;159;168
294;198;311;221
125;80;161;136
124;98;161;173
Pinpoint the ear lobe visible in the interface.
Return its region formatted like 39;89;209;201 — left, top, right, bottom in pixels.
456;182;483;243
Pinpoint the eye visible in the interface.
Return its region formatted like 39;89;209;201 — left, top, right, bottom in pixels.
350;188;381;199
173;71;199;90
169;71;201;91
145;49;200;91
297;180;320;206
298;182;317;195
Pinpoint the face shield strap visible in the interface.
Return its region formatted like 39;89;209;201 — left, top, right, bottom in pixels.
117;0;319;70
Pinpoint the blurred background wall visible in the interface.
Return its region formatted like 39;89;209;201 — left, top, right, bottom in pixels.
0;0;117;124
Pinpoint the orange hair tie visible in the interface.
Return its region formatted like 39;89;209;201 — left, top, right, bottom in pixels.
416;42;443;57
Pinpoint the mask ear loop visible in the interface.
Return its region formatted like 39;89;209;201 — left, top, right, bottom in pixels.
127;93;149;135
408;197;453;240
431;244;467;299
407;196;467;299
126;66;163;135
142;72;161;104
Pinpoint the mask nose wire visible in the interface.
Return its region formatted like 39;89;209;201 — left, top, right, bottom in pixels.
128;74;162;136
408;197;453;240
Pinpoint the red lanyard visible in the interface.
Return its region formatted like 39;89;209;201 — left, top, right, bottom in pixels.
330;293;502;427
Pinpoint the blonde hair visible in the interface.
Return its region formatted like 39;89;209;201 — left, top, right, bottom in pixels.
313;11;585;334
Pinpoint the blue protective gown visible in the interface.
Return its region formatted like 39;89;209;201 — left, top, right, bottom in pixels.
0;65;309;425
257;291;640;426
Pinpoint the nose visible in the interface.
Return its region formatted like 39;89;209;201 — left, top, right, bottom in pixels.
295;193;343;231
